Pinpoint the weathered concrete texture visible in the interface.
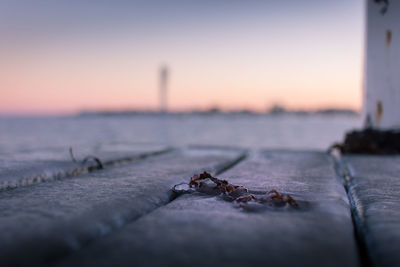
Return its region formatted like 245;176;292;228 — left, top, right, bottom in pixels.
57;150;359;267
342;155;400;267
0;144;169;190
0;147;244;266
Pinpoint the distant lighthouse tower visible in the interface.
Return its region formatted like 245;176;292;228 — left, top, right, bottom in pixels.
159;65;169;113
364;0;400;129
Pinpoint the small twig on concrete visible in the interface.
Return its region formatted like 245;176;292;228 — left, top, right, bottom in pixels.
82;156;104;169
69;147;104;169
69;147;78;163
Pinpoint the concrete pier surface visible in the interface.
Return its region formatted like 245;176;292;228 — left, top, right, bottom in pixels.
340;154;400;267
0;146;399;267
0;143;171;190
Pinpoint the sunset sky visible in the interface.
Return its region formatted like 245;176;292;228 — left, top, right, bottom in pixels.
0;0;364;115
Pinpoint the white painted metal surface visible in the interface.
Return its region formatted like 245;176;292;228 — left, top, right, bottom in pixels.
364;0;400;129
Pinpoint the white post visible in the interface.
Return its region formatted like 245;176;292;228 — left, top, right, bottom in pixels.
364;0;400;129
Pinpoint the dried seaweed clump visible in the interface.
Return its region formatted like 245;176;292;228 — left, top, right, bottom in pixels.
174;172;298;208
331;129;400;154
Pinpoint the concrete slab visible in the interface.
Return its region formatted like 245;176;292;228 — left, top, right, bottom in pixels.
0;143;169;190
342;155;400;267
0;147;245;266
57;150;359;267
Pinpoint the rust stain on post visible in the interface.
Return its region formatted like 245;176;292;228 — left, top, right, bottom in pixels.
376;101;383;124
386;30;392;46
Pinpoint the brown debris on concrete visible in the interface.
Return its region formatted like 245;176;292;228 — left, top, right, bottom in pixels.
175;171;298;208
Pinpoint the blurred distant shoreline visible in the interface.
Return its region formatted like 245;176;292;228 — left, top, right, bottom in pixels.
79;106;359;117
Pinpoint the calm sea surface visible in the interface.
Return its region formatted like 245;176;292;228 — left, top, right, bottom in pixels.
0;114;361;154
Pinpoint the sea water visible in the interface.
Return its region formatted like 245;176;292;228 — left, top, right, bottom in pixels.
0;113;361;152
